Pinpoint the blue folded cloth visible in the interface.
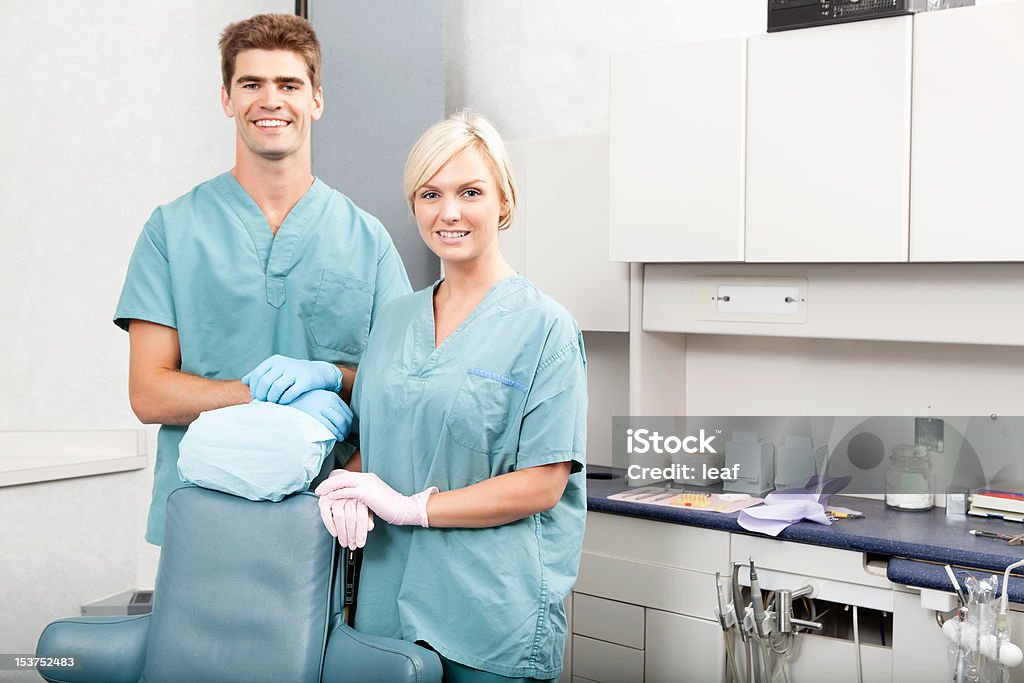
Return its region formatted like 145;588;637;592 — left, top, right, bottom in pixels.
177;401;336;502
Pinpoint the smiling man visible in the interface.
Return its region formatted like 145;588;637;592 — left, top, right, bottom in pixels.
114;14;411;546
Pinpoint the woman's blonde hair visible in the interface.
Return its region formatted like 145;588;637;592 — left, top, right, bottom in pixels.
403;111;518;232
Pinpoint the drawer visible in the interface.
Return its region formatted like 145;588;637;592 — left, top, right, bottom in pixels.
573;592;645;649
572;635;644;683
732;534;891;590
584;512;730;574
645;609;725;683
576;552;719;620
732;534;894;610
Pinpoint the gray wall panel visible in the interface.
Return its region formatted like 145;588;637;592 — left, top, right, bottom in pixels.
310;0;444;290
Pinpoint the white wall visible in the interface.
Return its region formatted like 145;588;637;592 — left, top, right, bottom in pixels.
445;0;767;140
0;1;289;673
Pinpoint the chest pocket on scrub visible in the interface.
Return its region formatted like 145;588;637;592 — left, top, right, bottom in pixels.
446;369;529;455
307;271;373;358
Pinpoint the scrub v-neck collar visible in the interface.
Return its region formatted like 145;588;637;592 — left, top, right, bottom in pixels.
212;171;328;275
212;171;329;308
413;274;526;370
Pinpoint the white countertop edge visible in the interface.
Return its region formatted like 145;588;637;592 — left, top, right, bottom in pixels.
0;454;148;488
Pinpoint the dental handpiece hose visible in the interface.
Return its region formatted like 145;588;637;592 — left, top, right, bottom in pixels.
749;559;772;682
1000;558;1024;619
999;557;1024;677
750;559;766;639
715;572;743;683
733;564;749;644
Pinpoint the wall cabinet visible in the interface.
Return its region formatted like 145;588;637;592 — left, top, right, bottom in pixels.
609;38;747;263
910;1;1024;261
745;17;912;262
610;3;1024;264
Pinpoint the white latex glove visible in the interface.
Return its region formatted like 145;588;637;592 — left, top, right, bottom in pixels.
315;470;438;528
318;494;374;549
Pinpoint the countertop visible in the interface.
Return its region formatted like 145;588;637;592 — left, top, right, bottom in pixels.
585;468;1024;602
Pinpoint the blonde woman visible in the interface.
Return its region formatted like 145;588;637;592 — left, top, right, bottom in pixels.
316;111;588;682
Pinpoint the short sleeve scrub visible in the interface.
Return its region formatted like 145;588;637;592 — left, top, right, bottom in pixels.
351;275;588;680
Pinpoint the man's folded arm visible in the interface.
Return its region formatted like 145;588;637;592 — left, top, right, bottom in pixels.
128;319;251;425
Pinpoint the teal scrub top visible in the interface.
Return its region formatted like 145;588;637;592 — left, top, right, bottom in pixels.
352;275;588;680
114;172;411;545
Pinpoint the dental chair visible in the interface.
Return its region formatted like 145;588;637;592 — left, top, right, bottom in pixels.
35;485;441;683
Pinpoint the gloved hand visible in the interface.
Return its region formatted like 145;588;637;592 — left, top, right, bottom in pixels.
318;494;374;549
242;355;343;404
315;470;438;528
284;390;353;442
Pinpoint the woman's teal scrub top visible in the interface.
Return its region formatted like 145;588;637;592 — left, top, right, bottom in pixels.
114;172;411;545
352;275;588;680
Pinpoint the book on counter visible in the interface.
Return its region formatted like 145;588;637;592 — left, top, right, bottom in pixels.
969;482;1024;522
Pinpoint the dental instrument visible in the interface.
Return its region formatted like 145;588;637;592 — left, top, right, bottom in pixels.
970;529;1024;545
946;565;969;607
733;562;751;681
750;559;767;639
826;510;865;520
716;571;743;683
944;565;972;682
640;492;680;503
628;483;675;501
749;559;775;682
617;484;671;500
717;565;837;683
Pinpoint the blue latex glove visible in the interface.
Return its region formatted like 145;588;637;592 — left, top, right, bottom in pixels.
285;390;354;442
242;355;344;404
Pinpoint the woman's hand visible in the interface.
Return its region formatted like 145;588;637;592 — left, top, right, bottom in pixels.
317;462;573;530
316;470;438;527
318;493;374;549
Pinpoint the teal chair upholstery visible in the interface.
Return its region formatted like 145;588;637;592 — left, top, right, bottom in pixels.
36;486;441;683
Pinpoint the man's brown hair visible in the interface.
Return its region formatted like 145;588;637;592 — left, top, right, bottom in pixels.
219;14;322;92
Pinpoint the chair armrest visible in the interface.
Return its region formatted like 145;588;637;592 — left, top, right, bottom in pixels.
322;620;442;683
36;615;150;683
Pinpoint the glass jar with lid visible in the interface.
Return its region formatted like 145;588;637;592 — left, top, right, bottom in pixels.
885;443;934;511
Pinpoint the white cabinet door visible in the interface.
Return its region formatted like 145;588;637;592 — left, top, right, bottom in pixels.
890;590;948;683
910;1;1024;261
644;609;724;683
609;38;747;263
572;635;644;683
525;134;630;331
745;17;912;262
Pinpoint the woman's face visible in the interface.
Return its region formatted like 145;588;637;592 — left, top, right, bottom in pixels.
413;145;508;267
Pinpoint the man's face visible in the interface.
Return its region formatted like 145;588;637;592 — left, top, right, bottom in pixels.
221;49;323;162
